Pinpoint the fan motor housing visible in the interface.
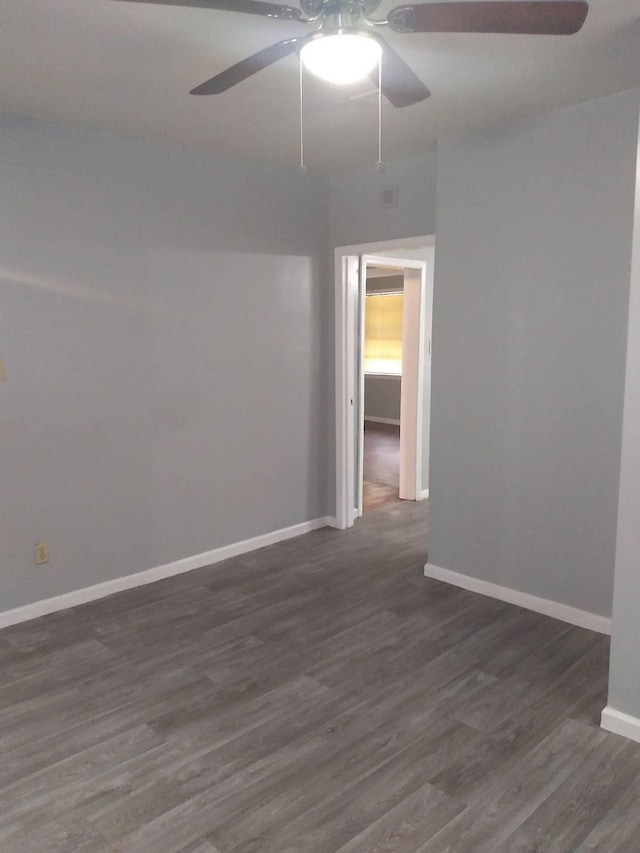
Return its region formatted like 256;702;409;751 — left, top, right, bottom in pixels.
300;0;381;18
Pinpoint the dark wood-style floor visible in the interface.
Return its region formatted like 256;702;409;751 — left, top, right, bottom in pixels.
363;421;401;513
1;501;639;852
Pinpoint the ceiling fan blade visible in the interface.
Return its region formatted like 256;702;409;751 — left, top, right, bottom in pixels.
190;37;307;94
369;37;431;107
112;0;304;22
387;1;588;35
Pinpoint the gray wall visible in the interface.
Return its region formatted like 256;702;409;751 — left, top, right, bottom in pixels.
607;106;640;718
330;152;438;247
364;377;401;422
0;114;330;611
429;90;640;617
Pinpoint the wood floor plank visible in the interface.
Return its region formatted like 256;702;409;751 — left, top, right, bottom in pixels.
89;687;359;842
199;679;455;849
575;766;640;852
217;719;474;853
480;620;599;684
0;724;164;829
496;734;640;852
0;815;110;853
178;841;221;853
428;639;612;804
205;715;475;853
414;718;606;853
333;782;464;853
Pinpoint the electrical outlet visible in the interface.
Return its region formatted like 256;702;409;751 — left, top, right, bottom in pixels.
35;542;49;565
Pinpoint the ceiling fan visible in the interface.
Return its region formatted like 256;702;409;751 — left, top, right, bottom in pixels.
113;0;589;108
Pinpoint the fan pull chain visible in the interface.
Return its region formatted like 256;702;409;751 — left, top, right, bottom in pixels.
376;55;385;172
299;58;307;176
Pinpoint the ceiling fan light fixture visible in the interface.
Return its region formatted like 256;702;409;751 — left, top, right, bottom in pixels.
300;33;382;85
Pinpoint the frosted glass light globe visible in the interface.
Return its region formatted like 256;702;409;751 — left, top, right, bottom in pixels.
300;34;382;85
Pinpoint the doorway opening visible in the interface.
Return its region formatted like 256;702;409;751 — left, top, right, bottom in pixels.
335;237;435;529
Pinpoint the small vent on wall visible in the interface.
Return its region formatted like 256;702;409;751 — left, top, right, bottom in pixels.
380;186;398;209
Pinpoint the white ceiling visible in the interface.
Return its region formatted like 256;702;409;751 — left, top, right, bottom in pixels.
1;0;639;172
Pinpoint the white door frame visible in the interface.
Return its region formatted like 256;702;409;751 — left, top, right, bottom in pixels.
335;236;431;530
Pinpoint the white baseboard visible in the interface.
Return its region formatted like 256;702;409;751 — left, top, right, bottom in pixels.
424;562;611;635
364;416;401;426
418;489;429;500
601;706;640;744
0;516;335;630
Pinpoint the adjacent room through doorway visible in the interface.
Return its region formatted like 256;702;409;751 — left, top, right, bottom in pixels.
362;267;404;513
